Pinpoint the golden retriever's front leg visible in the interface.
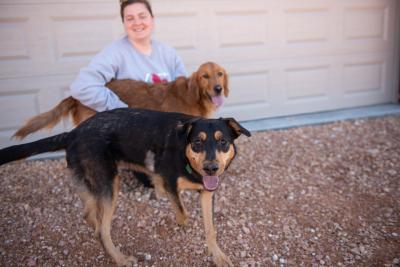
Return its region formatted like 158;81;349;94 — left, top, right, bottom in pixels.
200;191;233;267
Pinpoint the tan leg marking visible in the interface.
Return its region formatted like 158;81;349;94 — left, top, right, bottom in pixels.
97;176;137;267
173;176;205;226
200;191;233;267
151;174;167;199
79;190;100;239
177;176;204;191
166;190;188;226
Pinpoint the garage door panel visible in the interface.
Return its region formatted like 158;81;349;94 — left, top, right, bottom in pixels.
0;2;122;79
343;61;384;95
285;65;331;101
344;6;387;40
155;12;198;51
0;76;74;148
216;10;268;48
285;8;330;44
0;6;53;78
225;71;270;107
0;90;40;130
0;17;31;61
52;15;117;60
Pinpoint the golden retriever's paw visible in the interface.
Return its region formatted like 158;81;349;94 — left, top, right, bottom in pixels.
212;251;233;267
116;255;137;267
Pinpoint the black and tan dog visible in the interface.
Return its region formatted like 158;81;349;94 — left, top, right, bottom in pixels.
0;108;250;267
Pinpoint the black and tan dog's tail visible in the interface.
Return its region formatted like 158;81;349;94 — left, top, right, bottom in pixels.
0;133;69;165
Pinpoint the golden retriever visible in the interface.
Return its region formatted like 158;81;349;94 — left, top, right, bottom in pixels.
14;61;229;139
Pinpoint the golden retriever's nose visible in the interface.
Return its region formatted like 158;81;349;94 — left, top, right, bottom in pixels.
214;85;222;95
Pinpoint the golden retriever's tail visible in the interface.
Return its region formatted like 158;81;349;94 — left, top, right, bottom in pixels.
12;97;77;140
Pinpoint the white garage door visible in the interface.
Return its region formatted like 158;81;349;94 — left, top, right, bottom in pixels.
0;0;399;148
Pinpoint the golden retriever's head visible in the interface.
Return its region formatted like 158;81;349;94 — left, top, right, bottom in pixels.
189;62;229;108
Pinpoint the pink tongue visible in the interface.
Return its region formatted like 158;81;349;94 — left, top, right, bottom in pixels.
203;176;219;191
212;96;224;107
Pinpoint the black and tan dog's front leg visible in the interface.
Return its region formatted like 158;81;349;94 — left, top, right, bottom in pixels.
167;190;189;226
200;190;233;267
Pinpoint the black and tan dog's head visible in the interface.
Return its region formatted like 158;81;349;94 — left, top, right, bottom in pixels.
182;117;250;191
189;62;229;108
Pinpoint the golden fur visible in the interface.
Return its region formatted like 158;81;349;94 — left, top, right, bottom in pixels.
14;61;229;139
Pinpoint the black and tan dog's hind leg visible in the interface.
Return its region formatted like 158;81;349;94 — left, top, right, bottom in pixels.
78;189;101;239
201;191;233;267
74;165;136;267
97;178;137;267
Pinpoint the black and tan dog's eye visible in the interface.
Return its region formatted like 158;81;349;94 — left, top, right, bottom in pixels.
218;138;229;150
192;139;203;151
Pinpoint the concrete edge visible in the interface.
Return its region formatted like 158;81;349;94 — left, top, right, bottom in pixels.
241;104;400;132
26;103;400;160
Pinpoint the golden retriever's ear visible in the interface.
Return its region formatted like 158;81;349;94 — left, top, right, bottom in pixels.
223;70;229;97
188;73;200;101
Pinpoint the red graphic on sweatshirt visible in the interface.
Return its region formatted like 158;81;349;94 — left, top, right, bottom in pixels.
151;73;168;84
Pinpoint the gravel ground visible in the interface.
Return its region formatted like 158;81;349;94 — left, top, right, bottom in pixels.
0;115;399;267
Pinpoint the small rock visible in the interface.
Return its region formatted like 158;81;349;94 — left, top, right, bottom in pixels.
367;148;379;155
145;254;151;261
27;257;37;267
242;226;250;234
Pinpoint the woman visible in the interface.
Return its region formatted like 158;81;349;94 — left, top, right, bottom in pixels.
70;0;187;112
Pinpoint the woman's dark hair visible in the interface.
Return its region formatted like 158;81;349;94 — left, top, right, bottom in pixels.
120;0;154;21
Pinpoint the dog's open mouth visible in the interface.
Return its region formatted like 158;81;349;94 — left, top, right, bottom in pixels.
211;96;224;107
203;175;219;191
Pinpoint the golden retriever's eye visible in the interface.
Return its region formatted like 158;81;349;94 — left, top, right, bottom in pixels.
217;71;224;77
202;73;210;79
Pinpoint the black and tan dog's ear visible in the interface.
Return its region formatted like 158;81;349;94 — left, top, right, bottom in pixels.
177;117;201;139
222;117;251;138
187;72;200;101
223;69;229;97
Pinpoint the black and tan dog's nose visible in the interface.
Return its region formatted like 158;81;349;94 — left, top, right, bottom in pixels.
203;162;219;175
214;85;222;95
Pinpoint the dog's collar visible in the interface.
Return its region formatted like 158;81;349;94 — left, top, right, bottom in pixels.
185;163;193;174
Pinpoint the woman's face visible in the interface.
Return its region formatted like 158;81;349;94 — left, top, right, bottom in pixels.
123;3;154;43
